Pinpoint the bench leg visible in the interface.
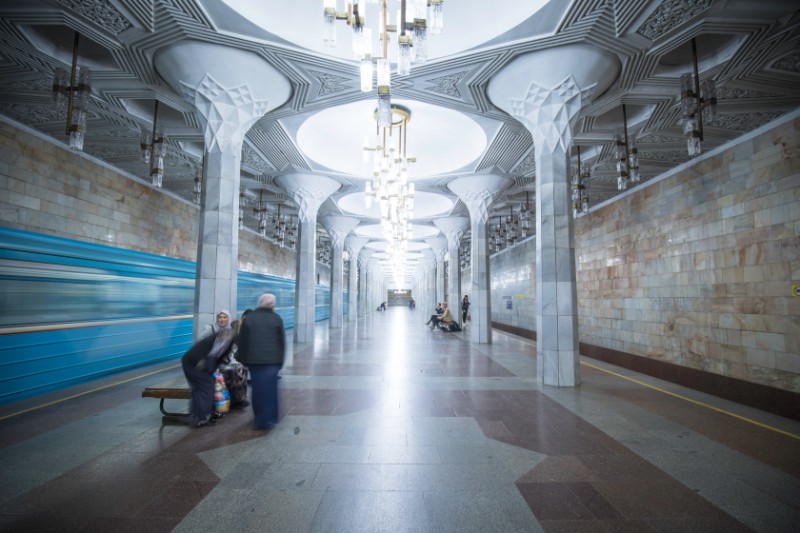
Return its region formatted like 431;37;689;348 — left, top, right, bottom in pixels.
159;398;189;418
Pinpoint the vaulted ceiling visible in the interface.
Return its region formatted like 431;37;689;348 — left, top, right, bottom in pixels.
1;0;798;277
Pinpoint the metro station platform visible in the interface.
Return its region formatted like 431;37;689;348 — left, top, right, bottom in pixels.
0;307;798;532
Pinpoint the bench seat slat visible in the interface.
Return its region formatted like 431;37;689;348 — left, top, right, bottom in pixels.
142;387;191;399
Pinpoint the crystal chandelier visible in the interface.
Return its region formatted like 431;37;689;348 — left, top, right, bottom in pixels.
614;104;640;192
364;104;415;247
571;147;590;217
51;32;92;151
324;1;445;127
140;100;168;187
680;38;717;156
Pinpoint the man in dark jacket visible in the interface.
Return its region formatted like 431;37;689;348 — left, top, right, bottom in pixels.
236;293;285;430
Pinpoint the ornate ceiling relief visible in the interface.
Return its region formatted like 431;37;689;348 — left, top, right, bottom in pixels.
636;0;713;41
513;149;537;177
56;0;132;35
638;150;690;163
711;112;785;131
0;103;62;124
771;52;800;73
5;78;51;91
715;87;780;99
308;70;352;97
241;143;275;175
637;134;685;143
424;71;468;99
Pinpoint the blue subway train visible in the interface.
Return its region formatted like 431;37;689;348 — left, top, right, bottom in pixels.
0;227;339;405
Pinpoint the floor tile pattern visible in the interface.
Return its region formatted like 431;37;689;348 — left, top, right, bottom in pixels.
0;307;798;532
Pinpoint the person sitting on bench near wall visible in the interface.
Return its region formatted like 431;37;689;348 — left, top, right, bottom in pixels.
427;302;453;330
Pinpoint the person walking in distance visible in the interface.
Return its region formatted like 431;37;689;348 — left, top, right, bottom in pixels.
236;293;285;430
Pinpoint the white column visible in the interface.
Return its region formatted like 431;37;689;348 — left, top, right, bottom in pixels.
425;237;447;305
319;216;359;329
448;174;512;344
435;217;469;324
275;174;340;343
358;249;374;317
487;44;620;385
345;236;369;323
185;77;279;337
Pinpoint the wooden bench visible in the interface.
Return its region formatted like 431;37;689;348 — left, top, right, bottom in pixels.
142;387;191;419
437;322;461;332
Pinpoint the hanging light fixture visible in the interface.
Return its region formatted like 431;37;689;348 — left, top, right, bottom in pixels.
364;104;415;250
571;147;590;218
51;32;92;151
324;0;446;130
680;38;717;156
614;104;640;192
238;189;247;230
193;162;202;205
253;189;269;236
519;191;531;238
140;100;168;187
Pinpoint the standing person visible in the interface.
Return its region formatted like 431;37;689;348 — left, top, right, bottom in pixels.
236;293;285;430
461;295;470;323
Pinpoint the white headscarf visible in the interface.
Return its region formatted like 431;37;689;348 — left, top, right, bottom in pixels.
212;309;232;333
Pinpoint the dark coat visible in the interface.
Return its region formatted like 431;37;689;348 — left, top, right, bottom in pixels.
237;307;285;366
181;333;217;368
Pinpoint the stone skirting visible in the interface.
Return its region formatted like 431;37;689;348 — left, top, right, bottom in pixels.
492;321;800;421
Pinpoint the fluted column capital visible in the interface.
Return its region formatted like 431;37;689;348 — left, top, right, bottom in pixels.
447;174;513;224
320;215;359;248
275;174;340;223
425;237;448;261
434;217;470;249
345;236;370;258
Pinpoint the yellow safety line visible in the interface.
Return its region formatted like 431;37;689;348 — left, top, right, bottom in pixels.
493;330;799;440
581;360;800;441
0;364;180;421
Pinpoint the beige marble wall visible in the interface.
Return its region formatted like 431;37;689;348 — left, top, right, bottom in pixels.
0;117;298;280
575;116;799;392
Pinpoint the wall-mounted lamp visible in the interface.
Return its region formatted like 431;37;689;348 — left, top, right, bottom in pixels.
571;146;590;217
51;32;92;151
140;100;167;187
614;104;640;191
193;160;203;205
681;38;717;156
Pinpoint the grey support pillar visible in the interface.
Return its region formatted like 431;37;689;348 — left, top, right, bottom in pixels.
358;249;375;317
320;216;359;329
155;42;291;338
275;173;340;343
435;217;469;324
345;236;369;323
448;174;512;344
425;237;447;305
487;44;620;385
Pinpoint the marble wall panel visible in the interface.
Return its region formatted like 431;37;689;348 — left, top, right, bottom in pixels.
0;119;300;284
574;116;799;392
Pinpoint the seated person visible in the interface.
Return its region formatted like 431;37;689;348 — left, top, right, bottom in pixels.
428;302;453;330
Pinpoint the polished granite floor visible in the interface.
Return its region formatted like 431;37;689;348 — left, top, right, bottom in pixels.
0;306;798;532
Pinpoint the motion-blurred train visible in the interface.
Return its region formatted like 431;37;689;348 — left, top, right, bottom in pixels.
0;227;340;404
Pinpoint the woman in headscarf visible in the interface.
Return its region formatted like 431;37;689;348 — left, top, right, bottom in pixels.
200;309;232;339
182;309;236;427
